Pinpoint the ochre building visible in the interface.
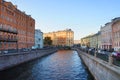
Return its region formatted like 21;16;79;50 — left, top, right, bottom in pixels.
43;29;74;47
0;0;35;50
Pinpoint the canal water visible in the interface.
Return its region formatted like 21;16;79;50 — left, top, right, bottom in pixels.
0;50;94;80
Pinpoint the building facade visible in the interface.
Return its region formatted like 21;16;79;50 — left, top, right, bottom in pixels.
0;0;35;51
33;29;43;49
80;17;120;51
43;29;74;47
90;31;101;49
74;40;81;45
81;35;93;48
100;22;112;51
112;17;120;51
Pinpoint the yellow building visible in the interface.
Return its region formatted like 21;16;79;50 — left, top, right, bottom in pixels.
43;29;74;47
90;31;101;49
81;34;93;47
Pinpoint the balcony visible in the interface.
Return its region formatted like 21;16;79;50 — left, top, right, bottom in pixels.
0;27;18;34
0;36;18;42
7;38;18;42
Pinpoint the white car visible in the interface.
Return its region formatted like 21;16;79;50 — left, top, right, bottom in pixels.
98;50;105;54
112;51;117;56
3;51;8;54
112;51;120;60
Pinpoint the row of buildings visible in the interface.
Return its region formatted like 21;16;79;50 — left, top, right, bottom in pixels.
81;17;120;52
0;0;74;51
33;29;74;49
43;29;74;47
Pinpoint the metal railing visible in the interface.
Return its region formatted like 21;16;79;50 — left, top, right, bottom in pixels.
76;47;120;67
0;47;58;55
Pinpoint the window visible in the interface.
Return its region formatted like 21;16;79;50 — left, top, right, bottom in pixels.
38;44;40;48
8;42;11;47
0;42;2;48
2;7;4;11
38;38;41;41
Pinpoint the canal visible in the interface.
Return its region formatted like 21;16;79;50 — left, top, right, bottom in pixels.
0;50;94;80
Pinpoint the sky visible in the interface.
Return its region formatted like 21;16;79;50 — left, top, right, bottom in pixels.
6;0;120;40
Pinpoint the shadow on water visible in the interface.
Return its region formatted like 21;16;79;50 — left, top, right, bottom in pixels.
79;55;95;80
0;50;94;80
0;55;49;80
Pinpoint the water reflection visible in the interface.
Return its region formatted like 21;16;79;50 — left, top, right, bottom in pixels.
0;50;94;80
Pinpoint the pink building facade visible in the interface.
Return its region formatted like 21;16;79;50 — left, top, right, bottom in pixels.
112;17;120;51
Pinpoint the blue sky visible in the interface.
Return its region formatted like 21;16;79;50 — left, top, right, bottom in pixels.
6;0;120;40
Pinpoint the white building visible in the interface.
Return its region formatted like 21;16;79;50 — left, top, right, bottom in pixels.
33;29;43;49
100;22;112;51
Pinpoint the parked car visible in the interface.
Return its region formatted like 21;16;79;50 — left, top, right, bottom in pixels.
88;48;95;55
88;48;93;51
3;50;8;54
112;51;120;60
97;50;105;54
22;48;29;52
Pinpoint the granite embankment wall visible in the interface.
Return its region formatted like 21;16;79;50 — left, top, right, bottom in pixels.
0;49;57;71
76;49;120;80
